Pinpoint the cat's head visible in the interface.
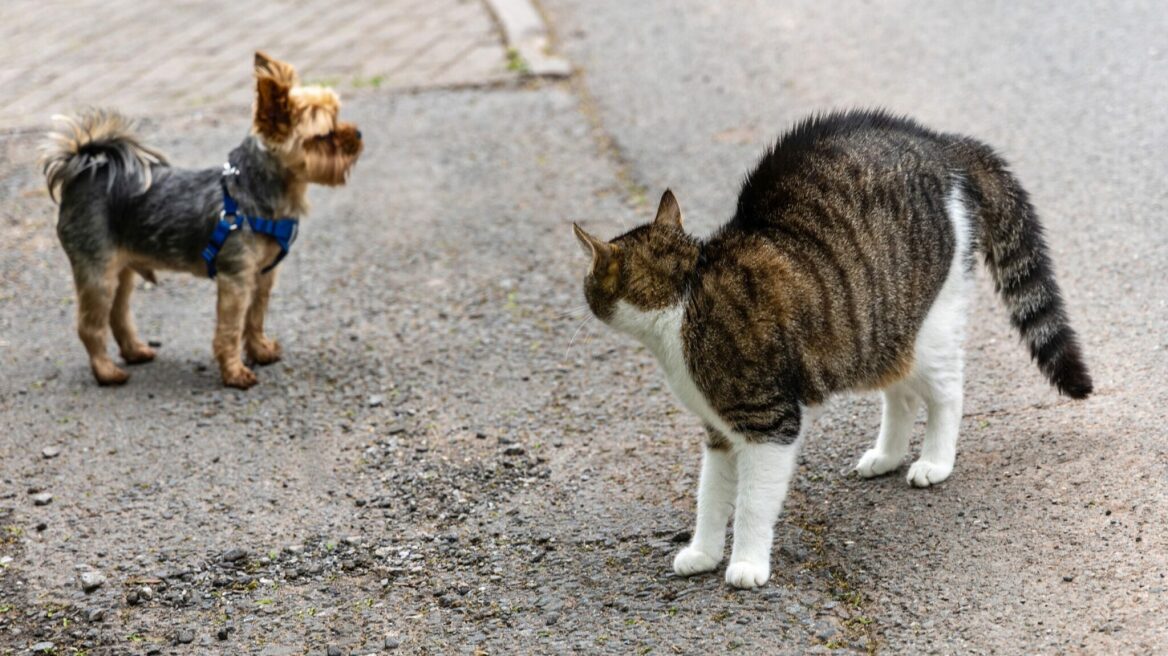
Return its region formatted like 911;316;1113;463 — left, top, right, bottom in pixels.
572;190;700;327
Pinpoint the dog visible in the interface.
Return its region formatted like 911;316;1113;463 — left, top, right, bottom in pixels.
42;52;362;389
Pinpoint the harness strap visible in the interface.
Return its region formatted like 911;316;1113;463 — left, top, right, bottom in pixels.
202;171;299;278
246;214;299;274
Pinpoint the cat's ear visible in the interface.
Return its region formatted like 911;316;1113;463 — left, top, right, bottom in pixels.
573;223;615;273
653;189;683;228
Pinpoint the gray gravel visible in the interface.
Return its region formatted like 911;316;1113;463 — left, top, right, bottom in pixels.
1;2;1165;654
543;0;1168;652
0;87;858;653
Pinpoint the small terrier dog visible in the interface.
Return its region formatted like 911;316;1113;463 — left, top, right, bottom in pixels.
43;52;362;389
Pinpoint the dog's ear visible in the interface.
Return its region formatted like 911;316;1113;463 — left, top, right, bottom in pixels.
253;52;298;143
254;52;298;86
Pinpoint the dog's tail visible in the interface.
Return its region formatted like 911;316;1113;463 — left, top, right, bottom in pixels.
42;108;168;204
950;137;1093;400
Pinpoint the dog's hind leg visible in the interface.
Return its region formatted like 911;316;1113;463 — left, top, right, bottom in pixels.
73;263;129;385
214;274;258;389
110;268;156;365
244;269;282;365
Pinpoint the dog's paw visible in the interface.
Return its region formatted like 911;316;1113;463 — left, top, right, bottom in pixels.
673;547;721;577
246;338;282;366
725;561;770;589
221;366;258;390
121;344;156;365
906;459;952;488
92;361;130;386
855;448;902;478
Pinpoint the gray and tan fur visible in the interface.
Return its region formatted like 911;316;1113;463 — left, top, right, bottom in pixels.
572;109;1091;588
43;52;362;389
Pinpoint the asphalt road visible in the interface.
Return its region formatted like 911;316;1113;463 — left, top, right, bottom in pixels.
1;1;1165;654
543;0;1168;652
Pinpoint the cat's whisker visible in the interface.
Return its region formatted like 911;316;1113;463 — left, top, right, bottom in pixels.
564;315;595;358
556;304;590;319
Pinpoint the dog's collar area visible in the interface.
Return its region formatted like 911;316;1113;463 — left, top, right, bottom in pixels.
202;165;299;279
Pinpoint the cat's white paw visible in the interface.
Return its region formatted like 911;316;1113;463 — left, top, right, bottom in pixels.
725;561;770;589
673;547;721;576
855;448;902;478
906;459;953;487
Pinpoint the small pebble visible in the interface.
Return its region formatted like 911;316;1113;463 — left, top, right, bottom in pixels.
79;571;106;592
384;637;400;650
813;620;838;641
30;642;55;653
42;446;60;459
31;492;53;506
175;629;195;644
221;548;248;562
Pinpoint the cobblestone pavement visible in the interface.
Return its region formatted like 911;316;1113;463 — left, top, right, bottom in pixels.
0;0;513;130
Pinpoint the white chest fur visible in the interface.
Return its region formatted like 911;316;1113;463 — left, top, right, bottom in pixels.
610;301;743;441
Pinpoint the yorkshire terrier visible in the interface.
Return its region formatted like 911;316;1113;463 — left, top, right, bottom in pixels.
42;52;361;389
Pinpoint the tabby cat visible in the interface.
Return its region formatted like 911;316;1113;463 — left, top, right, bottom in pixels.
572;110;1091;589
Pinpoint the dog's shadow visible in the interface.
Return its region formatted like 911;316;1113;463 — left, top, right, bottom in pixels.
80;333;405;408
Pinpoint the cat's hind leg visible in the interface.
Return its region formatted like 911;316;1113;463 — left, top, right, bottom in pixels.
855;382;919;477
674;429;737;577
905;180;972;487
906;362;963;487
904;298;967;487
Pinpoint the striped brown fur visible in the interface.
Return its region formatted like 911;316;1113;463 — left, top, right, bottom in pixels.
576;110;1091;444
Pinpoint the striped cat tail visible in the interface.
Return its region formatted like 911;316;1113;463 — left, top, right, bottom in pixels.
951;139;1093;399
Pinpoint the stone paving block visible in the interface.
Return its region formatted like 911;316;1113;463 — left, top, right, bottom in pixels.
0;0;516;129
431;44;512;87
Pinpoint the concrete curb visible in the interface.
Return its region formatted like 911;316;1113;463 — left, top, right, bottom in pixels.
483;0;572;77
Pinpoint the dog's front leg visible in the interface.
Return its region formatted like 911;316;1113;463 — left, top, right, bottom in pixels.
244;269;282;365
213;274;257;389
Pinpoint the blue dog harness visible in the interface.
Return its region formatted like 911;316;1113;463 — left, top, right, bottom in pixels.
202;164;299;278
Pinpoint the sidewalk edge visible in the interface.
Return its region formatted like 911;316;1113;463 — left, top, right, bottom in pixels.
483;0;572;77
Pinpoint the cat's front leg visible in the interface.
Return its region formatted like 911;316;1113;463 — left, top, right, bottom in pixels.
725;408;804;589
673;429;737;576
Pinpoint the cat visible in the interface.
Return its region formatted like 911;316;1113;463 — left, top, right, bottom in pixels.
571;109;1092;589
